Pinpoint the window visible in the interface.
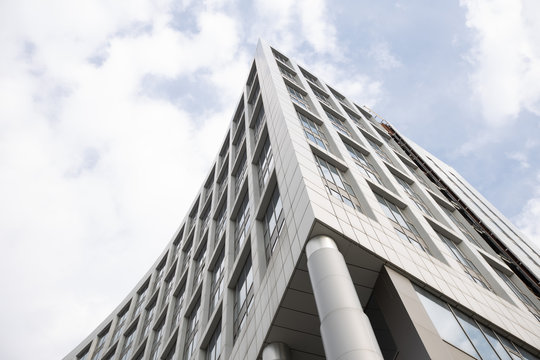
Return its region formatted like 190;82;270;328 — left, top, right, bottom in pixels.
119;329;136;360
258;136;274;190
279;66;296;82
215;204;227;239
287;85;310;109
416;288;537;360
406;163;428;187
142;302;156;338
263;187;285;260
111;307;129;344
314;155;362;211
253;106;265;142
234;193;251;254
183;299;201;360
206;322;222;360
494;268;539;320
326;111;351;137
149;321;165;360
298;112;329;150
302;70;317;84
376;194;427;252
439;233;490;291
442;207;480;246
344;143;381;185
394;176;432;216
234;151;247;195
249;81;260;105
133;285;147;317
77;346;91;360
209;249;225;313
170;285;185;333
273;50;288;64
154;260;166;289
314;89;331;107
192;244;206;291
234;255;254;339
91;330;109;360
182;241;192;271
200;208;210;234
217;176;227;199
161;275;174;307
367;138;392;164
347;111;367;131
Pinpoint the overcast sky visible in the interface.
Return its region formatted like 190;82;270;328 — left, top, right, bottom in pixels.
1;0;539;359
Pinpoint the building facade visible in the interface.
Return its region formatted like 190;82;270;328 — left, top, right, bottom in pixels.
65;41;540;360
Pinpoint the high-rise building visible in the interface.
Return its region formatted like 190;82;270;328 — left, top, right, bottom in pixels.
65;41;540;360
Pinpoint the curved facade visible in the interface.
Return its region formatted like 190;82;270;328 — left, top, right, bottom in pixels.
65;41;540;360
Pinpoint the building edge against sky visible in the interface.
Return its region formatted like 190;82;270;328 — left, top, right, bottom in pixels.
65;40;540;360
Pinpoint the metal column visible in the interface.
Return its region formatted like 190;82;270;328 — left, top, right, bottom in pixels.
306;235;383;360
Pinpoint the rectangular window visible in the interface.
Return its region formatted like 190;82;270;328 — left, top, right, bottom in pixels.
405;163;428;186
263;187;285;260
376;194;427;252
344;143;382;185
367;138;392;164
206;322;222;360
235;151;247;195
346;111;367;131
494;268;539;320
298;112;329;150
258;136;274;190
182;241;192;271
91;330;109;360
234;194;251;254
394;176;432;216
209;249;225;313
273;50;288;64
287;85;310;109
170;285;185;333
200;208;210;234
234;255;254;340
326;111;351;137
314;155;362;211
111;307;129;344
78;346;91;360
279;66;296;82
161;276;174;307
142;302;156;338
439;233;491;290
215;204;227;240
192;245;207;291
133;285;148;317
149;321;165;360
253;106;265;142
217;176;227;199
249;81;260;105
442;207;480;246
119;329;136;360
183;299;201;360
314;89;332;107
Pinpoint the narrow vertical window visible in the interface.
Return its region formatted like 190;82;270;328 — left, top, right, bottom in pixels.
183;299;201;360
170;285;185;333
209;249;225;313
215;203;227;240
263;187;285;260
142;301;156;338
192;244;206;291
376;194;427;252
298;112;329;150
344;143;382;185
253;106;265;142
314;155;362;211
234;194;251;254
206;322;222;360
234;255;254;340
119;329;136;360
149;321;165;360
111;307;129;344
257;136;274;190
439;233;490;290
133;284;148;317
234;151;247;195
91;329;109;360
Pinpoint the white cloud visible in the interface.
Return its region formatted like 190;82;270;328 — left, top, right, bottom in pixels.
514;172;540;247
368;42;402;70
506;151;530;169
460;0;540;126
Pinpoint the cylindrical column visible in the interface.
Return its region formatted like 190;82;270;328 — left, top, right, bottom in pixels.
262;342;291;360
306;235;383;360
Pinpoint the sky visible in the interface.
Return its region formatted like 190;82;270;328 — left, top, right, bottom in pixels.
1;0;539;359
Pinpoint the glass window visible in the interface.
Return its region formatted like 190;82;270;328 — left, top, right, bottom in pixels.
394;176;432;216
258;136;274;190
184;299;201;360
182;241;192;271
91;329;109;360
263;187;285;260
209;249;225;313
235;151;247;195
416;289;479;358
170;285;185;333
376;194;427;252
326;111;351;137
314;155;362;211
253;106;265;142
439;234;490;290
119;329;136;360
111;307;129;344
149;321;165;360
142;302;156;338
442;207;480;246
344;143;382;185
273;51;288;64
279;66;296;82
215;203;227;240
367;138;392;164
406;163;428;186
206;322;222;360
454;310;500;360
287;85;310;109
235;194;251;254
234;255;254;340
78;346;91;360
494;268;539;319
133;285;148;317
161;276;174;307
297;112;329;150
314;89;332;107
192;244;206;291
